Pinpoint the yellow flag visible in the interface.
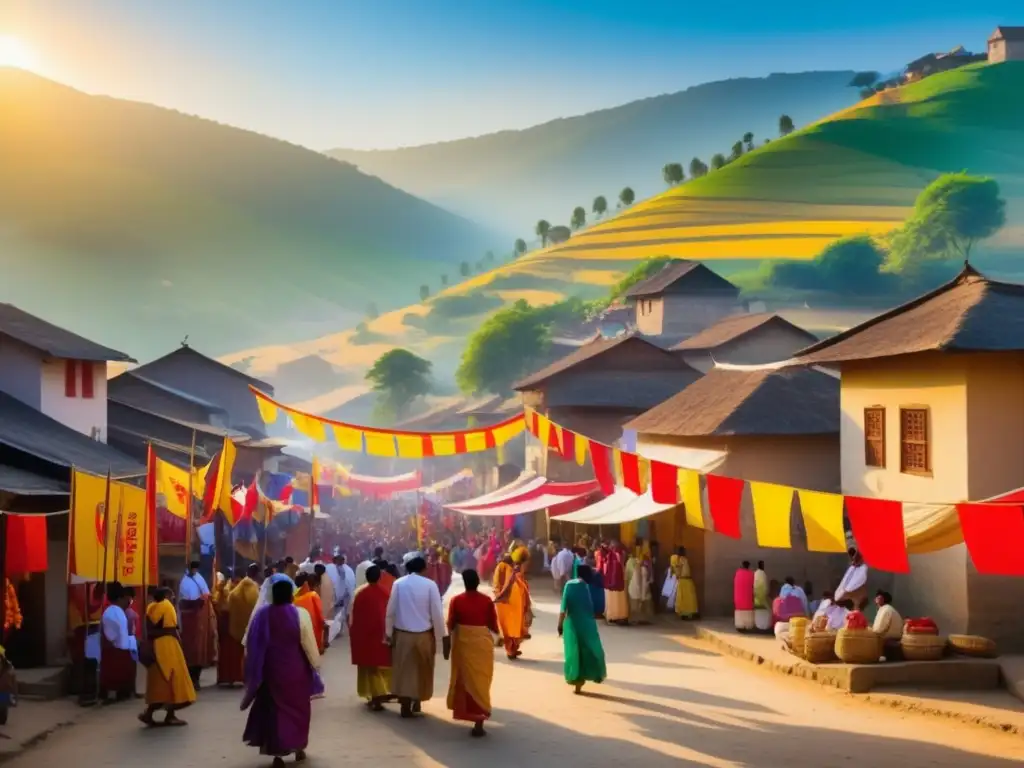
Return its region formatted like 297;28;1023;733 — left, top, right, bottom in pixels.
537;414;552;450
395;433;424;459
112;482;153;586
333;425;363;452
464;432;488;453
255;394;278;425
638;458;650;493
71;471;154;586
430;434;457;456
613;449;624;485
153;456;192;519
365;431;397;457
678;469;704;529
492;417;525;445
798;489;848;553
750;481;794;548
291;411;327;442
574;433;588;466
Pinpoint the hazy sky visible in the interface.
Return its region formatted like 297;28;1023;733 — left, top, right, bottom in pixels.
2;1;1016;150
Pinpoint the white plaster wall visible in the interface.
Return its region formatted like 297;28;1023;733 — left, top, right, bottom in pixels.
39;358;109;441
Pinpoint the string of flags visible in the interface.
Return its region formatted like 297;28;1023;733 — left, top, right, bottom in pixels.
525;407;1024;577
250;386;525;457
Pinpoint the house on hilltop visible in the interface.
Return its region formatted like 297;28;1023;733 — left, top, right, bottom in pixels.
624;260;743;339
904;46;985;82
790;264;1024;650
671;313;818;373
988;26;1024;63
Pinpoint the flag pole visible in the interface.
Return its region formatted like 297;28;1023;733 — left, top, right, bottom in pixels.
65;466;76;666
141;447;152;641
308;456;316;556
185;429;196;571
95;469;113;705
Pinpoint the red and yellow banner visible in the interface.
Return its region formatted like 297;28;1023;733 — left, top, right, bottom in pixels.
250;386;525;457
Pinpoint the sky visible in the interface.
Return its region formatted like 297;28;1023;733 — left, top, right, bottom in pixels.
1;1;1018;150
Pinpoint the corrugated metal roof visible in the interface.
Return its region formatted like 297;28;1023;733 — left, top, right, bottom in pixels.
0;464;69;496
0;303;135;362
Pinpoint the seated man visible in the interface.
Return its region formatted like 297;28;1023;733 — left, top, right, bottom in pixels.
825;598;853;631
871;590;903;660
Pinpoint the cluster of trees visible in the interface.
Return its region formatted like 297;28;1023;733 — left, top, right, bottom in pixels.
364;348;433;423
660;116;794;188
766;173;1006;295
533;187;636;247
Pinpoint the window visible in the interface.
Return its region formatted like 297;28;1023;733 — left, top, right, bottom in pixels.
81;361;94;399
64;360;77;397
900;407;930;475
863;407;885;468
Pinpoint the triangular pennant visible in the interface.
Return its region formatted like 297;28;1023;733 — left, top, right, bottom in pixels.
845;496;908;573
706;474;744;538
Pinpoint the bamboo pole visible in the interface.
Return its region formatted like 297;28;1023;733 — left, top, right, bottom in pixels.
141;449;151;642
95;469;113;704
65;467;76;665
185;429;197;572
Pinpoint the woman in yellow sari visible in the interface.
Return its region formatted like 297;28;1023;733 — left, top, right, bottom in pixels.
493;547;531;660
671;547;700;619
139;587;196;727
446;569;499;737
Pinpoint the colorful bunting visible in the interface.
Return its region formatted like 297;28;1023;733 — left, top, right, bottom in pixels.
574;433;588;467
395;433;424;459
650;460;678;504
5;514;47;575
678;469;705;529
706;474;744;539
334;425;364;453
589;440;615;496
749;482;793;549
364;432;398;457
798;490;847;553
956;502;1024;576
620;451;643;494
845;496;909;573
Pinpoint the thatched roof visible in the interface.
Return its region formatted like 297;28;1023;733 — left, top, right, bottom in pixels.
672;313;817;352
793;266;1024;365
625;367;838;437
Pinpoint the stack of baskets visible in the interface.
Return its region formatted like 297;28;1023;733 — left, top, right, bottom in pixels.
948;634;997;658
803;631;838;664
900;632;947;661
835;628;882;664
788;617;809;657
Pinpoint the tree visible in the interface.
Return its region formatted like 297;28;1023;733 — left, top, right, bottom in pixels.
456;300;552;394
440;274;449;286
689;158;708;178
514;238;527;258
743;132;755;152
365;348;432;422
767;235;889;295
592;195;608;219
571;206;587;230
662;162;684;187
619;187;635;207
366;302;379;320
730;141;744;161
710;153;726;170
536;219;551;247
779;114;795;136
887;173;1006;278
849;71;880;89
419;284;430;301
459;261;471;277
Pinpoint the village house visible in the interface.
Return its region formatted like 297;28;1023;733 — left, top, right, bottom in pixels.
904;46;985;82
671;312;819;373
791;265;1024;650
0;303;137;441
625;366;844;617
624;261;744;339
988;26;1024;63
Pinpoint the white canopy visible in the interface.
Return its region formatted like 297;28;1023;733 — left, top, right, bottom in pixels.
553;487;639;523
596;492;674;524
455;487;597;517
636;445;727;474
445;472;543;511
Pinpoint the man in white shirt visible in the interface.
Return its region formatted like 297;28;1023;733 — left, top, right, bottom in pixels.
550;542;575;595
385;553;448;719
98;582;138;702
178;561;213;688
835;549;869;611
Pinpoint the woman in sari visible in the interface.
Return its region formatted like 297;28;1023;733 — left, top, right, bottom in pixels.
139;587;196;727
242;576;323;767
576;557;605;619
493;548;531;660
558;564;606;694
293;573;327;655
672;547;700;620
349;565;392;711
446;569;499;737
625;543;654;625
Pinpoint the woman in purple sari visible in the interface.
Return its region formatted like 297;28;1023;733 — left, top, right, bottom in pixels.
242;576;323;767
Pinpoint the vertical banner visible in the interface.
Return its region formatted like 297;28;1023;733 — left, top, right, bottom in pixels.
73;469;155;586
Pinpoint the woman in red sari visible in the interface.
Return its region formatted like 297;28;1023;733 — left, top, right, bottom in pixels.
446;569;498;737
349;565;393;710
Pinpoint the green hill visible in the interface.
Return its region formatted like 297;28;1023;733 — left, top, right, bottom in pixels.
0;68;495;357
326;71;859;234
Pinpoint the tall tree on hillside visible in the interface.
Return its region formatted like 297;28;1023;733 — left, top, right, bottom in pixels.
366;348;432;422
743;132;755;152
730;141;744;161
779;114;795;136
536;219;551;247
460;261;471;277
662;162;684;187
710;153;727;170
689;158;708;178
849;71;880;89
619;187;635;207
571;206;587;230
456;300;551;394
419;284;430;301
440;274;449;286
514;238;527;258
592;195;608;219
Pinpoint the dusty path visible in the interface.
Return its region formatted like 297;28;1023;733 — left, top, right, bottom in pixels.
9;584;1024;767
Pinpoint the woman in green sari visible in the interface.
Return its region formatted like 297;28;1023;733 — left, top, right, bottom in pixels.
557;564;607;694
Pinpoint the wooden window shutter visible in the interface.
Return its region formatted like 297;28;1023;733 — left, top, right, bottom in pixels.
64;360;77;397
81;361;94;399
863;407;885;468
900;408;930;474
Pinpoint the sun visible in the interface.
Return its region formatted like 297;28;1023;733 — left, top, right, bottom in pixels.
0;36;38;71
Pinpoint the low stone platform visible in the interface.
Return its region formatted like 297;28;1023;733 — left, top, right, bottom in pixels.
696;621;1001;694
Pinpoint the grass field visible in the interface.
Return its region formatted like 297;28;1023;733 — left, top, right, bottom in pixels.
229;62;1024;390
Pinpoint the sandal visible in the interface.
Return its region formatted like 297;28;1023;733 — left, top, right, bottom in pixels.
137;713;157;727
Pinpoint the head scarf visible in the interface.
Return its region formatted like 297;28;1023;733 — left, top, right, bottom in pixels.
243;573;295;647
511;546;529;564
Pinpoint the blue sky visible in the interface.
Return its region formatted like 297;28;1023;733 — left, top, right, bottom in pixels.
3;1;1017;149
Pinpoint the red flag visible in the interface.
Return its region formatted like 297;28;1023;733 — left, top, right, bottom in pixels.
559;427;576;461
706;474;744;539
845;496;908;573
5;514;47;574
650;461;678;504
589;440;615;496
201;451;221;524
957;503;1024;576
620;452;642;494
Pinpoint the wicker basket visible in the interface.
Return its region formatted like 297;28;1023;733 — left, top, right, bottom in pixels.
789;617;809;657
948;634;997;658
900;633;947;661
804;631;838;664
835;628;882;664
